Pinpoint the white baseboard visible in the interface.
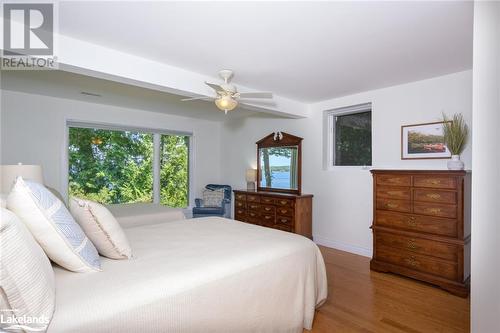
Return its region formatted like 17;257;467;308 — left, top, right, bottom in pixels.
313;235;372;258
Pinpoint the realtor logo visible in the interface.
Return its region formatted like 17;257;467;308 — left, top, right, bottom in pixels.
2;2;57;69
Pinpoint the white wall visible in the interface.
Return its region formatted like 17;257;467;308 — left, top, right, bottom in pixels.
471;2;500;332
0;90;222;205
221;70;472;256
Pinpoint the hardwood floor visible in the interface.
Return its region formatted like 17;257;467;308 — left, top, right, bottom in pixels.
308;246;470;333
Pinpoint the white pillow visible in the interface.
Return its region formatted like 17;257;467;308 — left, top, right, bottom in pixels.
70;197;132;259
7;177;101;273
0;208;55;332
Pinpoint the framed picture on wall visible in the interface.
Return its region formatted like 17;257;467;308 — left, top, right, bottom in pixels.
401;121;452;160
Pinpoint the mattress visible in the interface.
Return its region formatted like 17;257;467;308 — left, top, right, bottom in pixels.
105;203;185;228
48;217;327;333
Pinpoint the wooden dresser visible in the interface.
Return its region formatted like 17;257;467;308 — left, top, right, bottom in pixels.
233;190;313;239
370;170;471;297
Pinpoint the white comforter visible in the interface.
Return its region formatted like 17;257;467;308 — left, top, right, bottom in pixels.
48;217;327;333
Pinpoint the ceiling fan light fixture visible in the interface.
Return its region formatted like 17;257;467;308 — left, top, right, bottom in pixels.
215;95;238;114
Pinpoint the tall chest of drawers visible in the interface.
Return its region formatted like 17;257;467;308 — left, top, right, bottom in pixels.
370;170;471;297
233;190;313;239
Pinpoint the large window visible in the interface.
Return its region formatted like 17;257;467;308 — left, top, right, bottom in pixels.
68;125;190;208
325;103;372;167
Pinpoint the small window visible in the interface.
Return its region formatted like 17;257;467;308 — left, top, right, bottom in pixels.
326;103;372;167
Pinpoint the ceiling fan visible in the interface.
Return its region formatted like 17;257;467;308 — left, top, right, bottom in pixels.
181;70;273;114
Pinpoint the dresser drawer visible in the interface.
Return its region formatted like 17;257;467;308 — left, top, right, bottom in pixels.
247;203;261;211
276;215;293;226
375;210;458;238
260;196;275;204
376;199;411;213
376;174;411;187
413;176;457;189
275;206;293;216
235;210;246;221
377;186;411;200
261;213;275;224
413;202;457;218
235;193;247;201
376;245;458;281
414;189;457;204
274;224;293;233
235;200;246;209
275;198;294;207
375;231;458;262
247;195;260;203
260;204;276;214
247;211;260;219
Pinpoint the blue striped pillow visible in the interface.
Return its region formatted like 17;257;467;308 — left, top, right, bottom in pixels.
9;178;101;272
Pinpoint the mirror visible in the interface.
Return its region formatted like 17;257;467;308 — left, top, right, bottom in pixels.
256;132;302;195
259;146;298;190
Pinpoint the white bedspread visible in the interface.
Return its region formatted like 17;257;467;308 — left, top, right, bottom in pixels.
48;217;327;333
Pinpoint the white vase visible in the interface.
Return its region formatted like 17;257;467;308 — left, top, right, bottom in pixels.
447;155;464;170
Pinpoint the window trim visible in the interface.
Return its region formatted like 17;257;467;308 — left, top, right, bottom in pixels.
323;103;373;170
62;119;194;208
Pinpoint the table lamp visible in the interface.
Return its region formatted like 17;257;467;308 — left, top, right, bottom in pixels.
0;163;44;193
246;169;257;191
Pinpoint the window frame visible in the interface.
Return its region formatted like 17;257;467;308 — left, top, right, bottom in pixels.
324;103;373;169
62;120;194;209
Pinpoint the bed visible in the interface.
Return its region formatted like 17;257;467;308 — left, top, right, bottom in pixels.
48;216;327;333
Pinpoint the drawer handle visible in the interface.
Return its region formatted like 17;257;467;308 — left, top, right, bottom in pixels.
250;213;256;217
428;179;441;185
280;209;288;214
407;239;418;250
386;203;399;209
426;193;441;200
405;217;418;227
426;208;442;214
264;215;272;220
280;200;288;205
387;191;403;196
280;218;288;223
264;207;272;211
405;256;420;267
237;210;244;214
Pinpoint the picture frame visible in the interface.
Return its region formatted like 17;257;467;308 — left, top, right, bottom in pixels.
401;121;452;160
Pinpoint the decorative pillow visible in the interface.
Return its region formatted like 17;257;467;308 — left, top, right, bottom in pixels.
202;188;225;207
0;208;55;332
6;177;101;273
69;197;132;259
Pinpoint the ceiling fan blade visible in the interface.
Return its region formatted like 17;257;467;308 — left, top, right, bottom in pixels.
181;96;214;101
238;92;273;99
205;82;225;92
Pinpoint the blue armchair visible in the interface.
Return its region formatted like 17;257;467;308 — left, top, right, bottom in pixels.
192;184;232;219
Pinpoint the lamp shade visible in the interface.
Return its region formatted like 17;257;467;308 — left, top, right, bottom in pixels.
245;169;257;182
0;164;44;193
215;95;238;112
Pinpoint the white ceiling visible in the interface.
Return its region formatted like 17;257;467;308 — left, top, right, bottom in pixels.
58;1;473;103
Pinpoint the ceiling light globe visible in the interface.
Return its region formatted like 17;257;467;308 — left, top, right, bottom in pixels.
215;95;238;113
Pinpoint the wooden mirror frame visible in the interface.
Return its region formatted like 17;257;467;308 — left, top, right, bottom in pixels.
256;132;303;195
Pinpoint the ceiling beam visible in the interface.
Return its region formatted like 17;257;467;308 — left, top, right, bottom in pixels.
56;34;309;119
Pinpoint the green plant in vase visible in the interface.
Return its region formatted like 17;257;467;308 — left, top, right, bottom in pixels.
442;113;469;170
